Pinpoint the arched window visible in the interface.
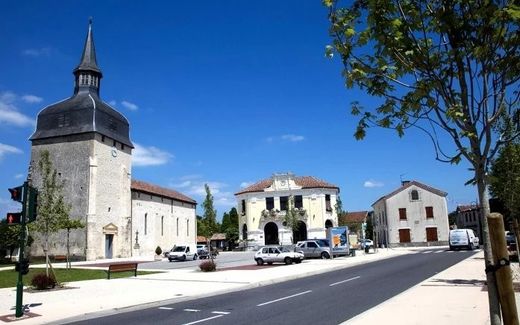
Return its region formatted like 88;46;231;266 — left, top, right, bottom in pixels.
176;218;179;236
410;190;419;201
161;216;164;236
187;219;189;236
144;213;148;235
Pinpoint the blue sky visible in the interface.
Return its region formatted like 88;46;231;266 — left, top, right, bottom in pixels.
0;1;479;220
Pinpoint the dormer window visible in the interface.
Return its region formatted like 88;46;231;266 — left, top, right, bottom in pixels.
410;190;420;201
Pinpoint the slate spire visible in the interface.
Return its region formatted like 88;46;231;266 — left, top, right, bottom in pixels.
73;18;103;94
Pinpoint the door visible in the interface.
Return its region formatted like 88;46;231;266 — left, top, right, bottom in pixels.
399;229;411;243
105;234;114;258
307;241;319;257
426;227;438;242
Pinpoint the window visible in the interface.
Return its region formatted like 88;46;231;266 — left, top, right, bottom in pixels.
266;197;274;210
280;196;288;211
410;190;419;201
101;135;105;142
294;195;303;208
187;219;189;236
426;227;438;241
399;229;411;243
399;208;407;220
325;194;332;211
144;213;148;235
308;241;318;248
241;199;246;215
161;216;164;236
176;218;179;236
121;143;125;150
425;206;434;219
262;248;268;254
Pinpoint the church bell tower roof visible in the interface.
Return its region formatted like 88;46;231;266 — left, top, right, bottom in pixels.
30;19;133;148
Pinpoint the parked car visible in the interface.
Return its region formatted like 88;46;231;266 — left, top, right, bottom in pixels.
295;240;331;259
449;229;479;250
506;231;516;245
254;246;304;265
198;247;219;259
168;244;198;261
358;239;374;249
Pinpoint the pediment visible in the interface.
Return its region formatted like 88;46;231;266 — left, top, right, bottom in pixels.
103;223;118;234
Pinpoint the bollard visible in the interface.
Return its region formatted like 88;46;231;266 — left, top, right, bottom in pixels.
488;213;519;325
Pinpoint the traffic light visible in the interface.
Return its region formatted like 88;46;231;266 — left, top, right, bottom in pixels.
15;259;30;275
8;186;24;202
6;212;22;225
27;187;38;223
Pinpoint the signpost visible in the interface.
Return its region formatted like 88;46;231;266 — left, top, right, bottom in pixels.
327;226;350;258
7;182;38;318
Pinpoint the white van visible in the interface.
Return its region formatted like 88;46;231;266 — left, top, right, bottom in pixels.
449;229;479;250
167;244;198;261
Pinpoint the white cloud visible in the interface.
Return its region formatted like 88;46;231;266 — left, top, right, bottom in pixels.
22;47;52;57
108;100;117;106
21;94;43;103
266;134;305;143
240;181;253;188
281;134;305;142
0;91;36;127
169;178;236;211
132;143;173;167
0;143;23;160
364;180;384;188
14;174;25;179
121;100;139;111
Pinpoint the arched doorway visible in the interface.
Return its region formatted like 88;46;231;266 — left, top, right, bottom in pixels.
264;222;279;245
242;224;248;240
325;219;333;229
292;221;307;243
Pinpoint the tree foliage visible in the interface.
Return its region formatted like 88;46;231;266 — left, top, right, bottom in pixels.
489;141;520;221
200;184;218;237
283;195;301;243
0;221;21;260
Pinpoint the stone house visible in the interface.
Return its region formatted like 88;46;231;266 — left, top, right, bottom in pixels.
235;173;339;248
372;181;449;247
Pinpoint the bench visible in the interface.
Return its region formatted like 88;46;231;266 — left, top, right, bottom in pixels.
107;263;138;279
52;255;67;262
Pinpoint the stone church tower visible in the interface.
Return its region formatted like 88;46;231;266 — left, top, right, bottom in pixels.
29;21;133;260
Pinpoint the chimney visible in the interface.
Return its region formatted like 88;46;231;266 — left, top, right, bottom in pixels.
401;180;411;186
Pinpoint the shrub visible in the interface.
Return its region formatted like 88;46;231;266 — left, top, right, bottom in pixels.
199;260;217;272
30;273;56;290
155;246;162;255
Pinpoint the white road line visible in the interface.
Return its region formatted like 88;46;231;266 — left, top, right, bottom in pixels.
184;309;200;312
181;315;224;325
158;307;174;310
212;311;230;315
422;251;432;254
329;276;360;287
257;290;312;307
434;250;443;254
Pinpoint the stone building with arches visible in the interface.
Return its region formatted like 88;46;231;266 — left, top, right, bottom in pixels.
235;173;339;248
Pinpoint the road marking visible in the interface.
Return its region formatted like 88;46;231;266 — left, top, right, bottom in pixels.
434;250;443;254
422;250;432;254
329;276;360;287
158;307;174;310
184;309;200;312
257;290;312;307
212;311;230;315
181;315;224;325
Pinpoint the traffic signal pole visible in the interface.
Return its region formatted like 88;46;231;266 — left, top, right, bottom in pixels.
15;182;28;318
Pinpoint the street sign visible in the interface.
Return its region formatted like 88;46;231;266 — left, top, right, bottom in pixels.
6;212;22;225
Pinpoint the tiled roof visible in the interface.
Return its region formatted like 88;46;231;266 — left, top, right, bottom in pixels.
197;236;208;243
457;204;480;212
131;180;197;204
372;180;447;206
210;233;227;240
235;175;339;195
342;211;368;223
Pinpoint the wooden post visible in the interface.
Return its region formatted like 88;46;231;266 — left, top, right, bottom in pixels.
488;212;519;325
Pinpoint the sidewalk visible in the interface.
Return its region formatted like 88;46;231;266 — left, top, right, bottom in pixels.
0;248;513;324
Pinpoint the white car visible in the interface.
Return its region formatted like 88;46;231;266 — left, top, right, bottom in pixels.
254;246;304;265
449;229;479;250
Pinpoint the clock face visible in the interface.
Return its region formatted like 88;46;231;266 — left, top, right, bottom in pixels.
111;148;118;157
280;180;286;186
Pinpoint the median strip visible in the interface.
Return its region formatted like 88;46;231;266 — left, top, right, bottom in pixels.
329;276;360;287
256;290;312;307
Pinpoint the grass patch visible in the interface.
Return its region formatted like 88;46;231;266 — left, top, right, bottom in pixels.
0;267;160;289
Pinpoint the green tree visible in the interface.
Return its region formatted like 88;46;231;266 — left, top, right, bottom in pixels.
365;214;374;241
490;142;520;222
283;195;301;243
29;150;71;276
61;218;84;269
0;221;21;261
201;184;218;261
325;1;519;322
222;208;239;250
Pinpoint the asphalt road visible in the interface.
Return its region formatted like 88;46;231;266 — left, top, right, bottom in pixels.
69;248;477;325
139;251;256;270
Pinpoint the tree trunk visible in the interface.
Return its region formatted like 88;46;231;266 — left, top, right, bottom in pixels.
66;229;71;269
44;237;49;277
477;175;502;324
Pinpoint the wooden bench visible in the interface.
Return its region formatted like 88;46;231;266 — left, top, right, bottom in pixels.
107;263;138;280
52;255;67;262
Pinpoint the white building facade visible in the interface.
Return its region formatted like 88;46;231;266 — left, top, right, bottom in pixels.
372;181;449;248
235;173;339;249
